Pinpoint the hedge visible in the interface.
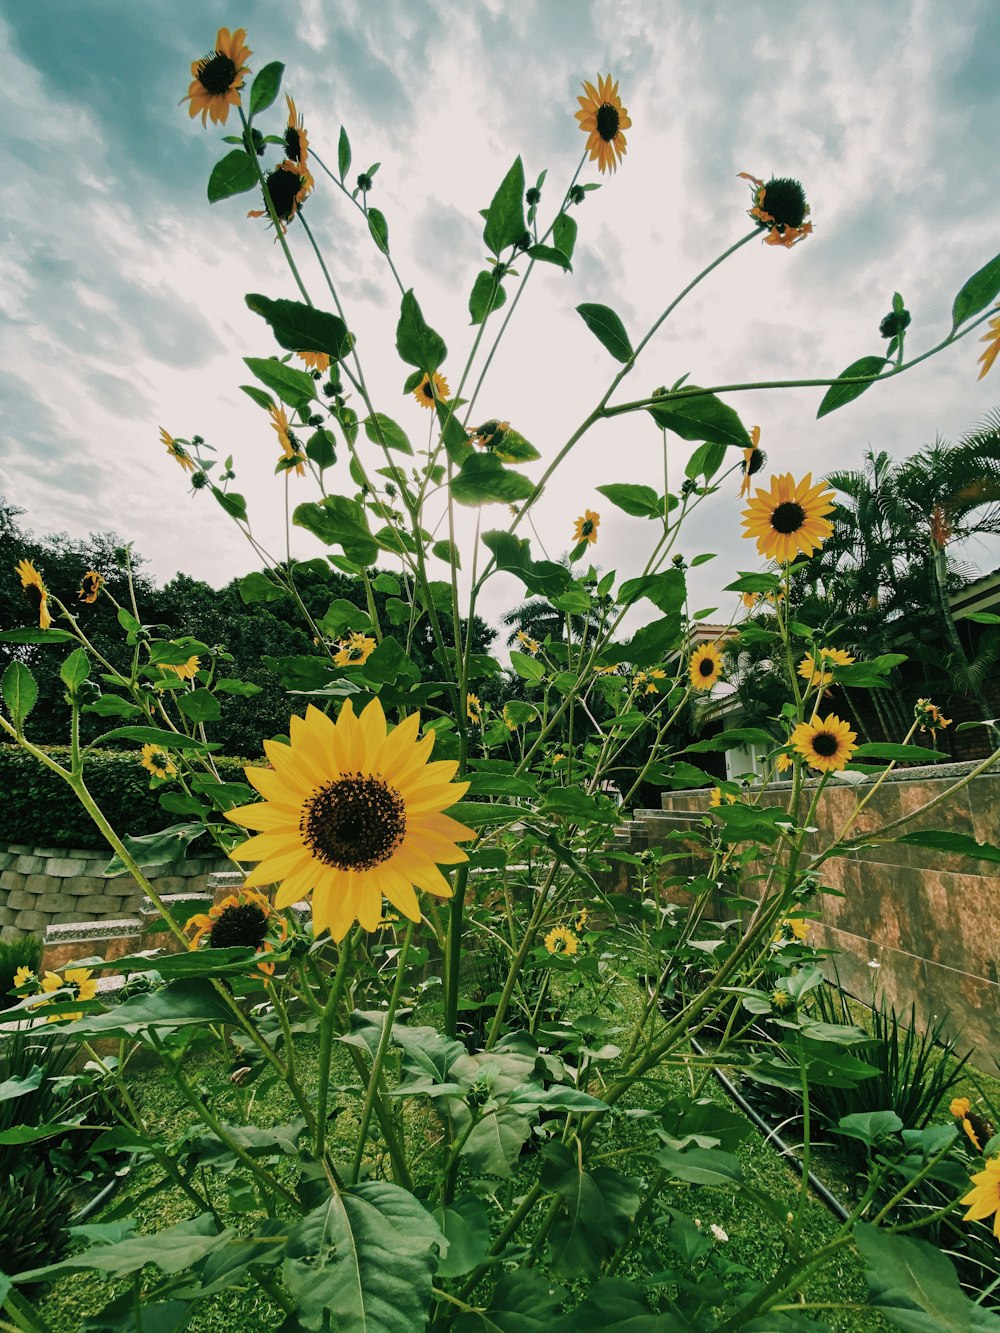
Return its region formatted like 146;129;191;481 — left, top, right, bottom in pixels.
0;745;256;850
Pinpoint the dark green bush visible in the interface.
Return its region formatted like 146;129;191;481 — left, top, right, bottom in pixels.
0;934;42;998
0;745;255;850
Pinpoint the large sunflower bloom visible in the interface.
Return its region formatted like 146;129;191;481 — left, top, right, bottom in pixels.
161;427;195;473
789;713;858;772
977;310;1000;380
413;372;450;410
544;925;578;956
575;74;632;175
225;699;475;940
573;510;600;545
741;472;835;563
39;967;98;1022
962;1158;1000;1240
689;642;723;691
183;27;252;128
15;559;53;631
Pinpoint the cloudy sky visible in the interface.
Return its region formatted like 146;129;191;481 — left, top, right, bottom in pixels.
2;0;998;638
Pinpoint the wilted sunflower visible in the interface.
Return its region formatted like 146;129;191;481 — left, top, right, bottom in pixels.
186;888;287;976
797;646;854;688
39;967;98;1022
413;372;450;410
962;1158;1000;1239
161;427;196;473
544;925;578;956
225;699;474;940
738;172;813;247
573;510;600;545
78;570;104;604
978;309;1000;380
689;642;723;691
248;160;312;232
740;425;765;498
470;419;510;450
741;472;835;563
575;74;632;175
140;743;176;779
789;713;857;772
183;27;252;127
268;403;305;477
914;697;952;732
334;632;376;667
15;559;52;631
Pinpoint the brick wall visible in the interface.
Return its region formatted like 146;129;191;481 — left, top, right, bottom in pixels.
0;842;233;939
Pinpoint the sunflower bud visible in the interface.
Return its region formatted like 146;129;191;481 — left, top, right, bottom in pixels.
308;414;324;427
191;471;209;490
249;127;265;156
568;185;586;205
356;172;373;192
515;231;532;252
879;309;911;338
671;554;687;569
322;377;342;398
681;479;697;496
525;187;542;205
191;435;204;447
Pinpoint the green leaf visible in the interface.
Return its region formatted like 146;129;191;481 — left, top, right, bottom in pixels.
60;647;91;691
0;1120;86;1146
617;568;686;614
212;486;248;522
527;244;572;271
542;1143;639;1279
888;829;1000;865
464;773;537;799
542;788;619;826
362;636;420;687
597;483;661;518
2;661;37;729
176;689;222;724
433;1198;491;1279
338;126;352;180
245;293;352;360
576;303;633;362
602;614;682;667
816;355;889;418
431;539;460;568
435;399;474;466
492;429;540;464
854;1221;1000;1331
0;1066;43;1103
553;212;577;260
306;428;337;469
713;803;789;846
0;627;76;644
13;1214;232;1283
248;61;283;116
240;383;275;411
461;1108;533;1178
834;1111;903;1147
653;1143;743;1186
853;742;947;763
368;207;389;253
649;390;753;449
93;726;215;750
481;530;571;598
103;823;209;877
963;610;1000;624
283;1184;444;1332
685;440;728;481
684;727;777;753
83;695;142;717
294;496;379;565
396;290;447;374
238;571;288;604
469;270;508;325
243;356;316;411
364;413;414;455
207;150;258;203
455;1271;566;1333
483;157;526;256
510;649;545;683
451;452;535;507
834;654;907;686
724;571;782;594
952;249;1000;329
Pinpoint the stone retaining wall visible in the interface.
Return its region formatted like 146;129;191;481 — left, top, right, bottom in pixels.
0;842;233;939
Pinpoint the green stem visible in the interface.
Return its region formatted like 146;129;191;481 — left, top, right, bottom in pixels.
316;929;359;1158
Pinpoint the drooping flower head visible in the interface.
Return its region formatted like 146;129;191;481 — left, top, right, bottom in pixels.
516;630;540;655
689;642;723;692
268;403;305;476
248;161;313;232
78;571;104;604
962;1157;1000;1239
789;713;858;772
225;699;475;940
161;427;196;473
978;309;1000;381
15;559;52;631
186;888;288;976
413;372;450;410
741;472;835;563
575;74;632;175
298;349;331;373
544;925;579;956
914;697;952;732
334;632;377;668
183;27;252;127
740;425;766;498
159;655;201;682
140;743;176;779
738;172;812;247
573;510;600;545
470;420;511;450
283;95;310;171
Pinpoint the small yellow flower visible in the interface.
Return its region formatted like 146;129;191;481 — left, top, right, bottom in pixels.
593;665;618;676
467;693;482;724
576;907;590;932
797;646;854;688
248;161;313;232
741;591;758;610
915;698;952;732
268;403;305;477
78;571;104;604
689;643;723;691
516;630;539;654
12;966;36;990
160;655;201;682
709;787;737;808
161;427;195;473
961;1157;1000;1239
186;888;287;976
502;704;518;732
39;967;98;1022
140;743;176;779
297;350;330;373
573;510;600;545
775;916;811;943
775;752;794;774
283;94;310;171
15;559;52;631
334;632;377;667
977;309;1000;380
552;753;567;765
643;667;667;694
413;372;450;410
544;925;578;956
182;27;252;127
789;713;858;772
575;74;632;175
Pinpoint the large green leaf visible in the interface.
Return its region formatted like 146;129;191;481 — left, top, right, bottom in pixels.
0;1066;43;1103
713;804;788;846
103;822;209;876
684;727;777;753
553;1278;663;1332
248;61;284;116
816;355;888;418
0;627;76;644
483;157;526;256
855;1222;1000;1330
177;689;222;725
542;788;620;826
294;496;379;565
576;304;633;363
853;742;947;764
597;483;661;518
207;150;258;203
396;290;447;373
245;293;352;359
952;249;1000;329
368;207;389;254
364;413;414;455
283;1184;444;1332
526;244;572;271
888;829;1000;866
243;356;316;411
617;568;685;614
432;1198;491;1279
461;1108;533;1177
238;571;288;604
450;453;535;507
553;213;577;260
648;390;752;449
481;530;571;597
469;270;508;325
601;614;682;667
454;1271;566;1333
60;647;91;691
2;661;37;729
92;725;216;751
542;1143;639;1279
13;1214;232;1284
653;1143;743;1186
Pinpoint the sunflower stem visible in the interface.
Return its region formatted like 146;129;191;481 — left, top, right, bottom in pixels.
315;927;359;1160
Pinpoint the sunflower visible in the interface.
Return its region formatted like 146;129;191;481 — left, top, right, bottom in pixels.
467;693;482;724
283;95;310;171
575;74;632;175
573;510;600;545
78;571;104;604
739;425;765;498
709;787;737;808
470;420;510;449
413;372;450;410
978;310;1000;380
741;472;835;563
161;427;195;473
516;630;539;654
544;925;578;956
689;642;723;691
140;743;176;779
297;350;330;373
225;699;475;940
12;965;36;990
160;655;201;682
789;713;858;773
39;967;98;1022
775;751;794;774
248;160;312;232
502;704;518;732
183;27;252;127
267;403;305;477
576;907;590;931
186;888;287;977
738;172;813;248
915;697;952;732
741;591;758;610
15;559;52;631
334;632;377;667
642;667;667;694
775;916;811;943
962;1158;1000;1239
797;646;854;688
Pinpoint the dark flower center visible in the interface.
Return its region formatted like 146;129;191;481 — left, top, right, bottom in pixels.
744;447;766;477
266;167;304;219
698;656;716;677
284;127;302;161
210;903;269;950
197;51;238;95
760;178;808;229
811;731;839;757
770;501;806;534
596;103;620;141
421;380;434;399
581;520;594;535
301;773;406;871
25;584;45;612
